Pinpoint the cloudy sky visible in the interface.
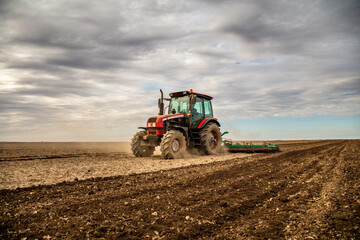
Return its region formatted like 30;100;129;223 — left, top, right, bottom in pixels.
1;0;359;141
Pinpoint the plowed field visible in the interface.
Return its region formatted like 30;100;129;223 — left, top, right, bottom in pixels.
0;140;359;239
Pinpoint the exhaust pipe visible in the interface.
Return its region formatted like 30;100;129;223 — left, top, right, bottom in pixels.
158;89;164;115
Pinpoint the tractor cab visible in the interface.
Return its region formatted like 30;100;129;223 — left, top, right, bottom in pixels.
168;90;214;128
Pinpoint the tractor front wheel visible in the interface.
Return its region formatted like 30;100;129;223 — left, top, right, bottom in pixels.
131;131;155;157
160;130;186;159
200;123;221;155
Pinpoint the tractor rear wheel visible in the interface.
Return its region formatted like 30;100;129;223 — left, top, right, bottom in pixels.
200;123;221;155
160;130;186;159
131;131;155;157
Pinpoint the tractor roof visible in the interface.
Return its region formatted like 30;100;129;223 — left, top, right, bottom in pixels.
169;90;213;100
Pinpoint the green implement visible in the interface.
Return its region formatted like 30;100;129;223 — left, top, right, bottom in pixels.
221;132;280;152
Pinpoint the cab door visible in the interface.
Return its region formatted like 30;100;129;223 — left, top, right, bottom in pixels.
191;97;204;128
203;99;213;118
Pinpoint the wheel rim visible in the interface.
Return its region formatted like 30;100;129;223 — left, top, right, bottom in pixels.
171;139;180;152
209;131;218;149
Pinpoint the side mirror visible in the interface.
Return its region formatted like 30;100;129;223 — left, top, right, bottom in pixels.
171;109;176;114
190;95;197;105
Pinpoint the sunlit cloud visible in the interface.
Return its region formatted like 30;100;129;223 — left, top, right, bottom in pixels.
0;0;359;141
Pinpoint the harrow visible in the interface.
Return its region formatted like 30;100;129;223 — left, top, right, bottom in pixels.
221;132;280;153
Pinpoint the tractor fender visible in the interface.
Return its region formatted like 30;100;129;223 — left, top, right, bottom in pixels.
197;118;221;129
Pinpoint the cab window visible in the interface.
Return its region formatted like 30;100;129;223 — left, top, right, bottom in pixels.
192;98;204;116
169;96;189;114
204;99;213;118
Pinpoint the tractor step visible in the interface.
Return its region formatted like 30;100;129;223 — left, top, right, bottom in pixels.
191;131;202;146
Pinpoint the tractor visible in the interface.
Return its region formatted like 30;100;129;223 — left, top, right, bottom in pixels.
131;89;221;159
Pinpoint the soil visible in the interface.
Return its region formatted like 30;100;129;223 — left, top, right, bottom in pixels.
0;142;255;190
0;140;359;239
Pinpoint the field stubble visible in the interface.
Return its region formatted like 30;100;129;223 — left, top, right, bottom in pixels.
0;140;359;239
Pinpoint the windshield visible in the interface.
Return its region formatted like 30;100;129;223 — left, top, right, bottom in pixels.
169;96;189;114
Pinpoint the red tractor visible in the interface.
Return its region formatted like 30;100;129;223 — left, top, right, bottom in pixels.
131;89;222;159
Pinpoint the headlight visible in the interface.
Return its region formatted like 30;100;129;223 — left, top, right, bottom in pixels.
148;123;151;127
152;123;156;127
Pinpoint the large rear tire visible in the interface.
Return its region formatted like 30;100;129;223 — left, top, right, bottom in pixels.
200;123;221;155
131;131;155;157
160;130;186;159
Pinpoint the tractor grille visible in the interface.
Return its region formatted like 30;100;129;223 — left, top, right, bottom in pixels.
148;118;157;123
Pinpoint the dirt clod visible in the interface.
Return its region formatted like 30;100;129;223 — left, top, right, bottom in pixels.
0;140;359;239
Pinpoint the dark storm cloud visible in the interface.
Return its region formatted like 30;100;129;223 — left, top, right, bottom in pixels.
0;92;67;133
325;78;360;100
213;80;307;118
0;0;184;76
1;0;359;140
14;35;94;50
222;0;360;54
16;77;97;98
195;50;233;61
100;31;183;48
0;93;52;113
47;55;120;70
7;61;66;72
